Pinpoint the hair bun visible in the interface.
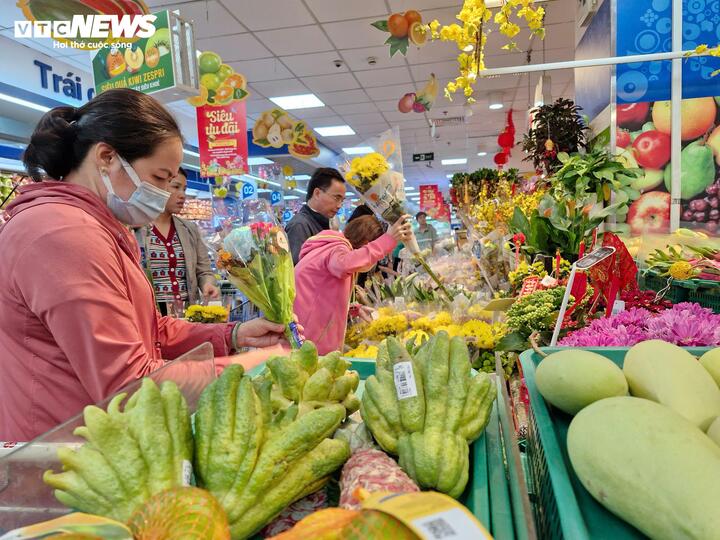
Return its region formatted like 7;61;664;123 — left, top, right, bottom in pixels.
23;107;78;181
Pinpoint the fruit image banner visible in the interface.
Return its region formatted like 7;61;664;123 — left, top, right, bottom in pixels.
617;96;720;236
252;109;320;159
196;100;248;177
616;0;720;103
92;10;174;96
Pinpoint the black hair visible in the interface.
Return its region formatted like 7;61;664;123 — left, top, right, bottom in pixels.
23;88;182;182
416;211;427;219
306;167;344;202
348;204;374;222
177;166;189;179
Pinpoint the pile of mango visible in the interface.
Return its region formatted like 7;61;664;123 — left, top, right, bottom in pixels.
536;340;720;539
361;332;496;498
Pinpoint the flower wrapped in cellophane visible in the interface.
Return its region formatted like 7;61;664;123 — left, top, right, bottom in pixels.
339;128;452;299
217;199;301;348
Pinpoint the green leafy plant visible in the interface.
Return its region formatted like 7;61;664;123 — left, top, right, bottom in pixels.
552;149;641;210
522;98;589;176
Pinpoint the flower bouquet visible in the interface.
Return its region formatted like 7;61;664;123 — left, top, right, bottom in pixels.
216;199;302;348
339;128;452;299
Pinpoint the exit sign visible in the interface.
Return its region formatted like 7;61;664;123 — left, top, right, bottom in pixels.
412;152;434;162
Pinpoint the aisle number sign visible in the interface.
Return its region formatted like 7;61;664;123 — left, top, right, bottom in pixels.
241;182;255;199
91;11;176;96
270;191;282;205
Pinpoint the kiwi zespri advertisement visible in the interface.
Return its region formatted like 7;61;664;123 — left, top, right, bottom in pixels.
91;11;175;96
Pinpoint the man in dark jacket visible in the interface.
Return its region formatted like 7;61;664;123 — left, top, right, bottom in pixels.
286;167;346;264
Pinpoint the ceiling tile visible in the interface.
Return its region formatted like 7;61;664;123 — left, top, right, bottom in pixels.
322;17;387;49
331;102;379;115
304;73;360;93
159;1;244;39
250;78;309;97
409;61;460;81
387;0;458;10
229;59;293;84
376;99;401;112
281;52;348;77
222;0;315;30
341;112;387;125
246;98;277;115
383;109;423;122
355;66;413;88
196;34;270;61
405;41;458;64
305;0;388;22
354;122;392;135
365;85;407;101
256;25;334;56
397;118;431;128
316;89;370;105
305;114;346;126
293;109;343;121
339;46;407;72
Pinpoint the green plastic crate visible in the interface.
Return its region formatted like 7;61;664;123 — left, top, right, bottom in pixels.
640;270;720;312
519;347;710;540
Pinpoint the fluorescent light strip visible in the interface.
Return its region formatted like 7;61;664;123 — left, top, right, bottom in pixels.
477;151;488;156
404;186;416;191
269;94;325;110
446;174;454;178
315;125;355;137
342;146;374;155
441;158;467;165
248;157;274;165
0;92;51;112
285;195;300;200
183;149;200;157
292;174;311;180
182;162;200;171
257;188;272;193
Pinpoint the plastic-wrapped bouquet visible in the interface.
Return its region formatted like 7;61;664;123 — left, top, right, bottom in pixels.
217;200;301;348
339;128;452;299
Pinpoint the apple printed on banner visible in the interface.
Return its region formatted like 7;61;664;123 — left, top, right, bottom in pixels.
633;131;671;170
616;102;650;130
626;191;671;235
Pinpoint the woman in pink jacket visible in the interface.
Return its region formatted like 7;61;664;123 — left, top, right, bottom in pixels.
294;214;411;354
0;89;287;441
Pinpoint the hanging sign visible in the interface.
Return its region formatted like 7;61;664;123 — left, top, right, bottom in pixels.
241;182;255;200
282;209;293;223
187;50;250;178
412;152;434;162
92;11;175;96
270;191;283;205
252;109;320;159
419;184;441;213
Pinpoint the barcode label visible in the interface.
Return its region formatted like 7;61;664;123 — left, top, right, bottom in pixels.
413;508;490;539
393;361;418;400
182;459;193;486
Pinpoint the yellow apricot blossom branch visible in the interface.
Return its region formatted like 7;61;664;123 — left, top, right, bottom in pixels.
428;0;545;101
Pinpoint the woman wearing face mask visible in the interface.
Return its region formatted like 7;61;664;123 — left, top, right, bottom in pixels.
135;167;221;314
293;214;411;354
0;89;289;441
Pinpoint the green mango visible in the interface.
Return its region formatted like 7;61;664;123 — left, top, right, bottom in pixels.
663;140;715;199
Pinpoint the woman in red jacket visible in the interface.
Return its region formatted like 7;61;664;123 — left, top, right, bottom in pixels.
294;214;411;354
0;89;287;441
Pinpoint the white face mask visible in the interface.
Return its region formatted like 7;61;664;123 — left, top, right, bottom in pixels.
99;156;171;226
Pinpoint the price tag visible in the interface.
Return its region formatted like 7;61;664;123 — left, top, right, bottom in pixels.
611;299;625;315
576;246;616;270
393;361;418;400
519;276;540;297
414;508;489;539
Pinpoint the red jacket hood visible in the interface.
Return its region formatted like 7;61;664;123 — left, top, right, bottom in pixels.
298;230;352;261
2;181;139;262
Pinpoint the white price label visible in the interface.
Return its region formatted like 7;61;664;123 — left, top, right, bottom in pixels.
393;361;418;400
182;459;193;486
611;300;625;315
413;508;491;539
